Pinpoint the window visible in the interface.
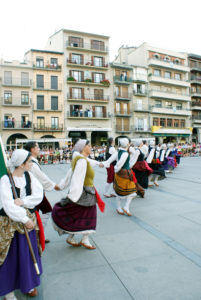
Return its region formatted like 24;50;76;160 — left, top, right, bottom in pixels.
36;58;44;68
174;119;179;127
176;103;182;110
37;117;45;128
180;120;185;128
4;115;13;128
50;58;58;67
94;73;104;83
160;118;165;127
167;119;172;127
94;89;103;100
4;91;12;104
123;103;128;114
115;86;120;97
137;99;142;110
175;73;181;80
51;96;58;110
95;106;103;117
37;95;44;110
94;57;103;67
91;40;104;51
165;71;171;79
137;84;142;94
137;119;144;130
164;56;170;62
72;71;83;82
153;118;159;126
51;76;58;89
69;36;83;48
21;115;30;128
4;71;12;84
166;101;172;108
21;72;29;86
154;69;161;77
36;75;44;88
120;72;127;81
72;54;82;64
174;59;180;65
154;54;160;59
51;117;59;129
116;103;121;113
72;88;82;99
21;92;29;105
155;100;162;108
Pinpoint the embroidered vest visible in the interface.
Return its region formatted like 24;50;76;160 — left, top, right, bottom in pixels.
118;150;130;170
71;156;94;187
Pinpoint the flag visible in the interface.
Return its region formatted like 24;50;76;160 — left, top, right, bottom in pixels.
0;136;7;178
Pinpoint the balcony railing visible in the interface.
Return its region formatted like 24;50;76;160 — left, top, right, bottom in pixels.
150;89;190;97
133;74;147;82
66;41;108;52
114;92;132;100
33;124;63;131
191;75;201;83
191;88;201;95
67;76;110;86
67;59;108;68
33;64;62;70
115;125;131;133
1;97;32;106
2;120;32;129
149;57;188;67
3;78;32;87
113;76;132;84
67;93;109;101
67;111;109;119
192;102;201;107
115;111;132;117
33;104;63;111
149;75;190;86
133;90;147;96
33;82;62;90
190;62;201;70
133;104;150;112
192;116;201;121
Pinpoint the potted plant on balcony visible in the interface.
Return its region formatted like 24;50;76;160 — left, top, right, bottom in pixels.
67;76;76;81
84;78;93;83
100;79;110;86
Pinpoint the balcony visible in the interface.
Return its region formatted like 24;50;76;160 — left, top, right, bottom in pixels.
67;77;110;87
149;89;191;101
2;120;32;130
191;102;201;110
66;41;108;53
133;104;150;112
149;75;190;87
190;75;201;84
33;104;63;112
1;97;32;107
151;105;191;116
133;74;147;82
67;111;109;120
33;82;62;91
67;59;108;69
113;76;132;85
134;127;152;133
191;89;201;97
115;111;132;117
33;64;62;71
148;57;189;72
190;62;201;72
33;124;63;131
2;78;32;87
114;92;132;101
133;90;147;97
192;115;201;122
115;125;131;133
67;93;109;103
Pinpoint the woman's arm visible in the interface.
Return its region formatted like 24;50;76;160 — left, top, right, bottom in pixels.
22;172;43;208
114;152;128;173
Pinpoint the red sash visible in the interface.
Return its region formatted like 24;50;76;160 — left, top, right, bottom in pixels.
35;211;45;251
94;188;105;213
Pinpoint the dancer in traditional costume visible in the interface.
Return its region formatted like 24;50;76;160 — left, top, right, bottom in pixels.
52;140;104;250
131;140;153;189
24;142;60;243
163;143;175;173
147;141;165;187
113;138;137;216
0;149;43;300
103;137;117;198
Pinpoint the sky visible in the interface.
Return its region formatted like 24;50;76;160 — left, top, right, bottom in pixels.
0;0;200;62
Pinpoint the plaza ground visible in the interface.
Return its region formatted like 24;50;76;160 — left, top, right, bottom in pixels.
1;157;201;300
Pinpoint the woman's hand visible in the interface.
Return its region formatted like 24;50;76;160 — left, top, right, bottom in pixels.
14;198;24;206
25;220;34;229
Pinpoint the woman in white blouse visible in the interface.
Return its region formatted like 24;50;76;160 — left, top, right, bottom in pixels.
0;149;43;300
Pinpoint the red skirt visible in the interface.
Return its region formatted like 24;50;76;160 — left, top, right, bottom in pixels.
106;165;115;183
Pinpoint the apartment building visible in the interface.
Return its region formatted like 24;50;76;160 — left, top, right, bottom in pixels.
115;43;192;143
45;29;112;144
0;59;33;147
24;49;65;141
188;53;201;142
110;62;133;142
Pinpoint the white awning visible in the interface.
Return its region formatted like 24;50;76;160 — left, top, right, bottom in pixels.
67;128;112;132
16;138;72;144
154;129;191;135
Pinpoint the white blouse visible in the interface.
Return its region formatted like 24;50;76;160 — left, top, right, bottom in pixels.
31;157;55;191
0;172;43;224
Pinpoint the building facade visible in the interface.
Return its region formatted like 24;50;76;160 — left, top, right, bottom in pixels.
24;49;65;142
45;29;112;144
188;53;201;142
0;59;33;147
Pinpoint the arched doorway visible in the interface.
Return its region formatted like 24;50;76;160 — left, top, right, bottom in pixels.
40;135;59;149
115;135;129;146
68;131;86;143
7;133;28;150
91;131;108;146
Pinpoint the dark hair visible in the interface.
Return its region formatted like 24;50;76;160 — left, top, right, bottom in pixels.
86;140;90;145
143;140;147;145
73;138;80;147
106;137;113;153
22;152;32;164
24;141;37;152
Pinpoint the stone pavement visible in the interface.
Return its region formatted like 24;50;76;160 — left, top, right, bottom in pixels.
1;157;201;300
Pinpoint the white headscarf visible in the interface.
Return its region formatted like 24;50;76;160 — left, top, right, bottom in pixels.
134;140;142;147
119;138;129;148
8;149;30;169
73;139;87;153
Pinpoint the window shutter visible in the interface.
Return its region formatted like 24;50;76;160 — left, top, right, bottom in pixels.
81;71;84;82
102;57;105;67
81;54;84;65
70;87;72;98
69;53;72;63
103;106;106;117
102;73;105;80
91;56;94;66
92;106;95;117
69;70;72;77
82;88;84;99
92;72;94;82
